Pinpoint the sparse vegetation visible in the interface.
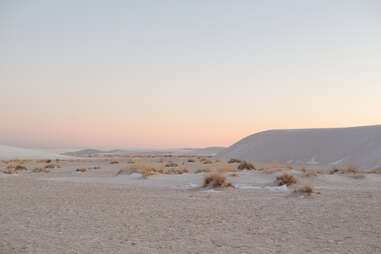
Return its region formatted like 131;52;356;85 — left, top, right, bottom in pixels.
127;159;135;164
195;168;212;174
304;169;318;177
165;161;178;167
237;160;255;170
200;158;213;164
2;168;16;174
203;173;234;188
187;159;195;163
110;160;120;164
15;165;27;171
275;173;298;186
341;165;359;174
227;158;241;164
295;184;314;196
76;168;87;173
45;163;60;169
33;167;49;173
367;167;381;174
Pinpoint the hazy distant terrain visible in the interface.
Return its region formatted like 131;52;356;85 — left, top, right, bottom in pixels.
217;125;381;170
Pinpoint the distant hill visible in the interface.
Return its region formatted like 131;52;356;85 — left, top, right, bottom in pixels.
67;146;226;155
216;125;381;170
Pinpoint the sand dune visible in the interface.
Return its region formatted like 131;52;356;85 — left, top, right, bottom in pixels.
216;125;381;169
0;145;69;159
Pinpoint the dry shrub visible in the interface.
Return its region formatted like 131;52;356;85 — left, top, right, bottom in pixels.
110;160;120;164
33;167;49;173
351;174;366;180
275;173;298;186
295;184;314;196
15;165;28;171
230;172;239;177
76;168;87;173
165;161;178;167
127;159;136;164
341;166;359;174
201;159;213;164
367;167;381;174
237;161;255;170
217;163;237;173
329;167;340;175
45;163;59;169
195;168;212;174
228;158;241;164
88;166;100;170
3;168;16;174
203;173;234;188
187;159;195;163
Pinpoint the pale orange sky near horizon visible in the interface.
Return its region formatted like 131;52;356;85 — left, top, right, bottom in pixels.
1;1;381;149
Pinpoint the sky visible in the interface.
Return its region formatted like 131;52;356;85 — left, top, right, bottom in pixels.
1;0;381;149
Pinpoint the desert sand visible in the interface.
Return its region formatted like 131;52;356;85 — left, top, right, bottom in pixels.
216;125;381;170
1;151;380;254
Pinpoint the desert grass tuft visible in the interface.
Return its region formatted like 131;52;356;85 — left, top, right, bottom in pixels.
203;173;234;188
76;168;87;173
217;163;237;173
227;158;242;164
110;160;120;164
275;173;298;186
237;160;255;170
351;174;366;179
295;184;314;196
165;161;178;167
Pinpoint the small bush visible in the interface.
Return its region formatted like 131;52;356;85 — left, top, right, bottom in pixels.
15;165;27;171
203;173;234;188
237;161;255;170
110;160;120;164
329;167;340;175
165;161;178;167
76;168;87;173
367;167;381;174
187;159;195;163
3;168;16;174
228;158;241;164
275;173;298;186
305;169;318;177
295;184;314;196
127;159;135;164
195;168;212;174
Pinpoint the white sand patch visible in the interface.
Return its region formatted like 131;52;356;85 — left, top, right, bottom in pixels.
0;144;71;160
216;125;381;169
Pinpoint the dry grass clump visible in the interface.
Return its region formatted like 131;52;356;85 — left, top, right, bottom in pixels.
367;167;381;174
33;167;49;173
200;158;213;164
227;158;242;164
45;163;60;169
237;161;255;170
110;160;120;164
187;159;195;163
295;184;314;196
275;173;298;186
263;167;283;174
37;159;52;163
2;168;16;174
329;167;340;175
340;165;359;174
230;172;239;177
286;164;293;170
195;168;212;174
76;168;87;173
165;161;178;167
203;173;234;189
127;159;136;164
15;165;28;171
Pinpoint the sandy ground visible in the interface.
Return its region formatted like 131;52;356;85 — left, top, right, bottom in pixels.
1;156;381;254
